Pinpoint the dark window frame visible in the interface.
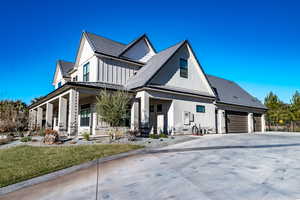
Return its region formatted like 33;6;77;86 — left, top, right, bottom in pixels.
196;105;205;113
83;63;89;82
179;58;188;78
80;104;90;127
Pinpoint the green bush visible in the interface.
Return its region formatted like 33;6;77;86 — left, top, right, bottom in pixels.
82;133;90;141
149;134;159;139
21;136;32;143
158;133;168;138
39;129;45;137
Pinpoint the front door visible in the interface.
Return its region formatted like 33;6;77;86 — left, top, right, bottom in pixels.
149;104;164;134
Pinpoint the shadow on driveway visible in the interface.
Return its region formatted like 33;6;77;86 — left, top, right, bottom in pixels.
145;143;300;154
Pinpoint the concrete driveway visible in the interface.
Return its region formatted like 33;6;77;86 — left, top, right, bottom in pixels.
2;132;300;200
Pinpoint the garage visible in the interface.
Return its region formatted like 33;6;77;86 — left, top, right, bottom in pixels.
253;113;262;132
226;111;248;133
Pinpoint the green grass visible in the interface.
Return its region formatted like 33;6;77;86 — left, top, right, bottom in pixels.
0;144;143;187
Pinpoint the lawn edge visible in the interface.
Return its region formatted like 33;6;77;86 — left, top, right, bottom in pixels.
0;147;145;196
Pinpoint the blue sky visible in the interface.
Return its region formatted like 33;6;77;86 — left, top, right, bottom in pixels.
0;0;299;104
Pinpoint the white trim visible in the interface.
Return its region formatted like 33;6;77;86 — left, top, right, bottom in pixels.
137;87;215;100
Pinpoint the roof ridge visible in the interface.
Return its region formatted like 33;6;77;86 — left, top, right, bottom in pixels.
58;60;74;64
126;40;186;89
206;74;235;83
156;40;186;54
84;31;126;46
118;33;147;56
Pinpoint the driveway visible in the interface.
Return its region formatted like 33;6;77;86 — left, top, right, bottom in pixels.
2;132;300;200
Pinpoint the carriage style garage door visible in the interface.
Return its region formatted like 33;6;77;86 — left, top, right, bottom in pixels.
253;113;262;132
226;111;248;133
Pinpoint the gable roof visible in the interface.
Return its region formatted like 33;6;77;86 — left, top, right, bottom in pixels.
118;34;156;57
84;32;126;57
207;75;267;109
58;60;74;78
125;40;185;90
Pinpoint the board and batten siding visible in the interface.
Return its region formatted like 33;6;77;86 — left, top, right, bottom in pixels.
97;57;140;85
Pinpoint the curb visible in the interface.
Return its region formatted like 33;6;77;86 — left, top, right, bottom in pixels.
0;148;146;196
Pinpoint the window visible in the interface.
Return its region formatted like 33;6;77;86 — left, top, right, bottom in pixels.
157;104;163;113
80;105;90;126
196;105;205;113
57;82;62;88
83;63;89;82
180;58;188;78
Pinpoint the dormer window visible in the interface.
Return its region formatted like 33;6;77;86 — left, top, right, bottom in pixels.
83;63;89;82
180;58;188;78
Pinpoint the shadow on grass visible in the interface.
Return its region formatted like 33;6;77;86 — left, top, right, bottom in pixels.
145;143;300;154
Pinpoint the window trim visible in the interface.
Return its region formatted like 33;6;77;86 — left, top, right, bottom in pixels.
83;62;89;82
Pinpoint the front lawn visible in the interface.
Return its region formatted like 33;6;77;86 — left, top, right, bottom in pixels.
0;144;143;187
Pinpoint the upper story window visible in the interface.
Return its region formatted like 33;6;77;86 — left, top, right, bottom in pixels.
83;63;89;82
180;58;188;78
57;82;62;88
196;105;205;113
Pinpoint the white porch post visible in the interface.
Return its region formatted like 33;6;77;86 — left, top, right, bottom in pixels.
68;89;79;136
217;109;226;134
92;104;97;135
261;114;266;132
167;101;174;135
58;96;67;133
29;109;37;130
36;107;43;129
46;103;53;129
248;113;254;133
137;91;150;128
130;99;139;130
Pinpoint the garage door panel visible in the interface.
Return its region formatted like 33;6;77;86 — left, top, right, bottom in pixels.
226;111;248;133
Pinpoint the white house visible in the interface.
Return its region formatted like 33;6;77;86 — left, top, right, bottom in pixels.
28;32;267;136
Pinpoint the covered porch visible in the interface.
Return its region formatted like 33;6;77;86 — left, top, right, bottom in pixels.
28;83;131;137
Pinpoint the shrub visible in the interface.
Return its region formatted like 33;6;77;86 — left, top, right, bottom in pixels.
149;134;159;139
158;133;168;138
21;136;32;143
39;128;46;136
82;132;90;141
44;129;58;135
43;129;59;145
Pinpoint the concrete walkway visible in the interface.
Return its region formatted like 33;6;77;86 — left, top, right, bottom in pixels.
2;132;300;200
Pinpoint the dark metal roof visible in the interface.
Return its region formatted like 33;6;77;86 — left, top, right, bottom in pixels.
125;40;185;90
146;84;215;98
118;34;157;57
84;32;126;57
68;82;126;91
206;75;267;109
58;60;74;78
118;34;146;56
